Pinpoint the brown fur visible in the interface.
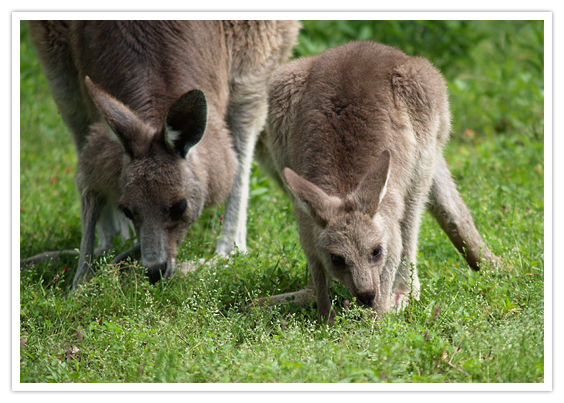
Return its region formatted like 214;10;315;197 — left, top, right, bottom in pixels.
27;20;300;290
256;41;501;321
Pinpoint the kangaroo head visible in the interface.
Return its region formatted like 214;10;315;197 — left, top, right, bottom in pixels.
284;150;391;310
86;77;208;282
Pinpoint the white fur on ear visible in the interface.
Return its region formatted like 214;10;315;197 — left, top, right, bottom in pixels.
283;168;315;216
352;149;392;218
290;188;316;217
164;127;181;151
378;164;391;206
164;89;208;159
103;123;130;158
283;167;340;227
106;124;122;146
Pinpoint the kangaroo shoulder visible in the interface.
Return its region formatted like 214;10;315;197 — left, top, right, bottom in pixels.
391;56;448;113
268;57;313;124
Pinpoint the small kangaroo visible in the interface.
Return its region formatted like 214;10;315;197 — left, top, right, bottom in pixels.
26;20;300;290
255;41;502;321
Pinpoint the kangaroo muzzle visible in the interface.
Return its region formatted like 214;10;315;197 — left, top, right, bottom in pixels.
145;261;167;284
143;257;176;284
140;229;175;284
355;289;377;307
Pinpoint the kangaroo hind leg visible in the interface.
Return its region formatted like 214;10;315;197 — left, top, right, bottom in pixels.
427;156;502;270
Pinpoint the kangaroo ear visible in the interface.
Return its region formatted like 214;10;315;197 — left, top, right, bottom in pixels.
353;150;391;217
284;168;339;227
164;89;208;159
85;76;152;158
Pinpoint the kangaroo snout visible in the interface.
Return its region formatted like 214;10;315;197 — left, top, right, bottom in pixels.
141;238;175;284
143;259;174;284
355;289;377;307
145;262;167;285
143;257;175;284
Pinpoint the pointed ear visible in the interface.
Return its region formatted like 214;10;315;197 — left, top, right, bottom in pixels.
352;150;391;217
284;168;339;227
164;89;208;159
85;76;152;158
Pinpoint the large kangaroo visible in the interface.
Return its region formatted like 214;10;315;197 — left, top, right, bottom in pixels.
26;20;300;290
255;41;501;321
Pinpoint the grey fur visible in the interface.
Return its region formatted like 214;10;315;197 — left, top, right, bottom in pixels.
256;41;501;321
27;20;300;290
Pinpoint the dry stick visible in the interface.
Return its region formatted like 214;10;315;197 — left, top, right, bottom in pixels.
20;250;80;269
173;328;190;346
244;285;256;308
445;360;467;375
448;343;461;366
445;340;468;375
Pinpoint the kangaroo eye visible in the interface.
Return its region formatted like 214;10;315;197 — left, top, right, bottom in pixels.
119;204;134;220
169;199;187;220
330;254;346;268
372;246;382;260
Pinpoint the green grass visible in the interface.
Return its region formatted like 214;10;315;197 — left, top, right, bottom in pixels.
19;20;544;384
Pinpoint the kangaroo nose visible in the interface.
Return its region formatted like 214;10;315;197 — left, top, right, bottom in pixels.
356;290;376;307
146;261;167;284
